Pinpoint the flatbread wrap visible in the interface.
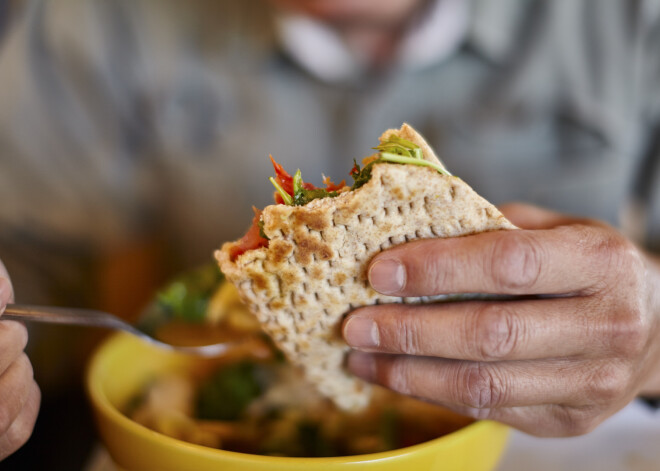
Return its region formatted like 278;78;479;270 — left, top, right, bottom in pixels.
216;124;516;411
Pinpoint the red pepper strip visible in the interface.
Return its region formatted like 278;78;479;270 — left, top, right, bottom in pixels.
270;155;321;204
234;159;348;261
229;206;269;261
269;155;294;196
323;175;346;192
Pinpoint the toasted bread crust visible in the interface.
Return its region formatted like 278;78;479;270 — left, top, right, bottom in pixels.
216;126;515;411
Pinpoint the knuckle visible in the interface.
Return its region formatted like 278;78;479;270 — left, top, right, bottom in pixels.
591;288;654;359
556;406;602;437
594;231;644;290
587;230;649;358
392;316;424;355
456;362;506;409
421;250;453;295
472;304;520;361
602;298;649;359
489;232;543;292
585;363;628;404
598;231;633;265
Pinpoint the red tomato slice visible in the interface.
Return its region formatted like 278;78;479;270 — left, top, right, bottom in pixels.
228;207;269;261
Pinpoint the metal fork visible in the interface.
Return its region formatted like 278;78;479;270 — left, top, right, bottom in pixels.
3;304;237;357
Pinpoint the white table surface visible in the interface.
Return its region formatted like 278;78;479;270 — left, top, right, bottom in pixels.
497;400;660;471
86;400;660;471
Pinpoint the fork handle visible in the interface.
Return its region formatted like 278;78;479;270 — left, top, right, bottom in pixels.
4;304;242;357
3;303;132;331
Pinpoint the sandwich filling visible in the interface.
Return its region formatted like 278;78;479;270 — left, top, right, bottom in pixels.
230;135;451;261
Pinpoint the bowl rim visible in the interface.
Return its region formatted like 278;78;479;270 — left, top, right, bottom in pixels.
86;332;500;465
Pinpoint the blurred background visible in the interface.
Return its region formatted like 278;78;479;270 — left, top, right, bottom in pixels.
0;0;658;469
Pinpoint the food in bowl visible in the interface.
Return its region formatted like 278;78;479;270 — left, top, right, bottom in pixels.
126;338;474;457
88;332;510;471
136;263;263;347
127;271;474;457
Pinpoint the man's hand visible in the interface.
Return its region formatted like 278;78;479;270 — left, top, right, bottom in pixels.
0;262;40;460
342;203;660;437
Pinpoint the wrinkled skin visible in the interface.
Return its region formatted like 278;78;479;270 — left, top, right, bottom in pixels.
0;261;40;460
343;203;660;437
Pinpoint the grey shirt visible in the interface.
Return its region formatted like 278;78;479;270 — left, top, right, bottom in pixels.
0;0;659;305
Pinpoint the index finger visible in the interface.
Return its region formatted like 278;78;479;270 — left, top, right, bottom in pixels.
368;224;621;297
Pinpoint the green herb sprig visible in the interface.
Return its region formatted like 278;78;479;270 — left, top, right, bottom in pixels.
270;169;339;207
258;219;269;240
269;177;293;205
379;152;451;175
292;169;338;205
350;135;451;189
373;135;423;160
350;159;378;190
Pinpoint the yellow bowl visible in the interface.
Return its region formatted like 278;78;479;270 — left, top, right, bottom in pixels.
87;332;510;471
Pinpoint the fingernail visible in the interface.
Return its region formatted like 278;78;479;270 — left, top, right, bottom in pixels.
344;316;380;349
347;351;375;381
369;259;405;294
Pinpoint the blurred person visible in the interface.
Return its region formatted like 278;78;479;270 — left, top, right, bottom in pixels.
0;0;659;466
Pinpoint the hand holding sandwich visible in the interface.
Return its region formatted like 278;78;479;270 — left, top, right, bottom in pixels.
344;203;660;437
219;123;660;436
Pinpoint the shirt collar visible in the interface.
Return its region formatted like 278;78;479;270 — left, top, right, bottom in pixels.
275;0;471;83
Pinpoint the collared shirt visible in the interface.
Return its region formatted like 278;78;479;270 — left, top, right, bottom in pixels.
276;0;470;83
0;0;659;308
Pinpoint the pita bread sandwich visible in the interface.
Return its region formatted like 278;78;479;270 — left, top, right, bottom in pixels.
216;124;516;411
